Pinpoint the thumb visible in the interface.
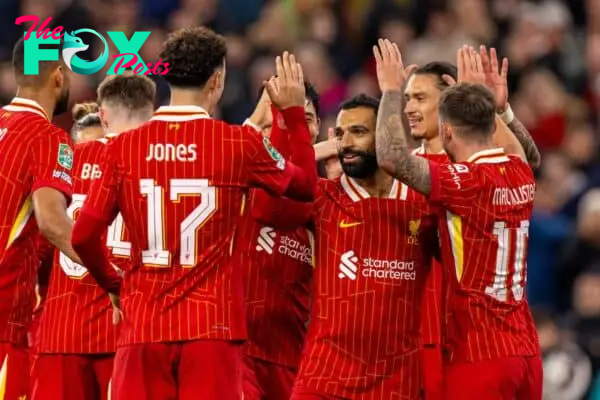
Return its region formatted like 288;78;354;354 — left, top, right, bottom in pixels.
263;80;277;102
442;74;457;86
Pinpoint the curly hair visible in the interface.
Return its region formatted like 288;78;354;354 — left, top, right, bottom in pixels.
159;27;227;88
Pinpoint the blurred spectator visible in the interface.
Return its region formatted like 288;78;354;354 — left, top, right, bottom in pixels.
536;307;593;400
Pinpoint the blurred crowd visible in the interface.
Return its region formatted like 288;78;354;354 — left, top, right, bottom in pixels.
1;0;600;398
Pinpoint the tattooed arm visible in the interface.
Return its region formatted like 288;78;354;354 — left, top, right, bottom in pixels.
507;116;541;168
376;90;432;195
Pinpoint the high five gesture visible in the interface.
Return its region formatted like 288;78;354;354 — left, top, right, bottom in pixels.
372;39;432;195
264;51;306;110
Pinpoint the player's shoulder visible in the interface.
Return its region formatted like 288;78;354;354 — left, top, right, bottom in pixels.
318;176;340;193
416;151;449;163
74;138;109;159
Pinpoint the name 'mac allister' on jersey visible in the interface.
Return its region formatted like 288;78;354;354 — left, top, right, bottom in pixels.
427;149;540;363
0;98;73;346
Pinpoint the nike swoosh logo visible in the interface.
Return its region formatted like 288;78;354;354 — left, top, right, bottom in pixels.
339;220;362;228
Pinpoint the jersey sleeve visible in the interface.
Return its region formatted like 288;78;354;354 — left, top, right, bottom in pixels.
29;128;74;200
428;160;485;213
79;140;121;224
248;105;313;229
244;106;317;201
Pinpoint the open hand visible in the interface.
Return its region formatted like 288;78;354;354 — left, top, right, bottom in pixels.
479;46;509;112
373;38;417;92
443;45;485;86
263;52;306;110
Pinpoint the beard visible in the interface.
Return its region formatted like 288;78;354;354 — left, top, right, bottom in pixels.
339;149;378;179
54;88;70;116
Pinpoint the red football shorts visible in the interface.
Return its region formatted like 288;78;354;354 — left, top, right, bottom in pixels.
421;344;443;400
0;343;28;400
30;353;113;400
243;355;295;400
110;340;242;400
444;355;543;400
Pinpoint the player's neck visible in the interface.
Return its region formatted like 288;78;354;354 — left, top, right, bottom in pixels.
168;88;213;115
454;143;494;162
108;119;145;134
14;87;55;119
353;168;394;198
422;137;443;154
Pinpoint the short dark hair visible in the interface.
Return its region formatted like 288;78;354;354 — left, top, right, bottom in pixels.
438;83;496;139
159;27;226;88
339;94;380;114
12;37;60;86
412;62;457;91
97;74;156;111
257;80;321;117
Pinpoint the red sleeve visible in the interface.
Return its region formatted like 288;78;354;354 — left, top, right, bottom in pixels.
79;140;121;224
72;212;121;294
428;160;484;213
245;106;317;201
250;191;313;230
250;106;313;228
29;128;74;201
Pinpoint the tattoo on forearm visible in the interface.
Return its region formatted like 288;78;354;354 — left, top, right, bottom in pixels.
508;117;541;168
376;90;431;195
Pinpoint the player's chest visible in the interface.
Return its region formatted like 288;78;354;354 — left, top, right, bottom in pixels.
313;195;428;257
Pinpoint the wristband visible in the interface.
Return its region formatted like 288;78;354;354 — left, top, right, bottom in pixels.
498;104;514;124
243;119;261;132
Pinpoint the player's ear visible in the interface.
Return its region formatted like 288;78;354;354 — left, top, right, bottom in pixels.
98;106;109;130
53;65;64;90
440;121;452;141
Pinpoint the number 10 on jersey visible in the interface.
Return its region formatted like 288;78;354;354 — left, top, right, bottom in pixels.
485;220;529;302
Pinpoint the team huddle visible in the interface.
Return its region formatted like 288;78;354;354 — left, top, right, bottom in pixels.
0;26;542;400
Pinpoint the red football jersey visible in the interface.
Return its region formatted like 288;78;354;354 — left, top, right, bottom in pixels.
80;105;314;345
37;137;130;354
413;148;448;346
428;148;540;363
239;191;313;369
0;98;73;346
293;175;434;399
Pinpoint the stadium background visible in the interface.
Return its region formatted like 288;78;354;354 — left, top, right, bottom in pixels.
0;0;598;398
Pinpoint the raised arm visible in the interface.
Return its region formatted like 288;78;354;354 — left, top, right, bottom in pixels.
245;52;318;202
373;39;432;195
478;46;540;168
249;105;313;229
